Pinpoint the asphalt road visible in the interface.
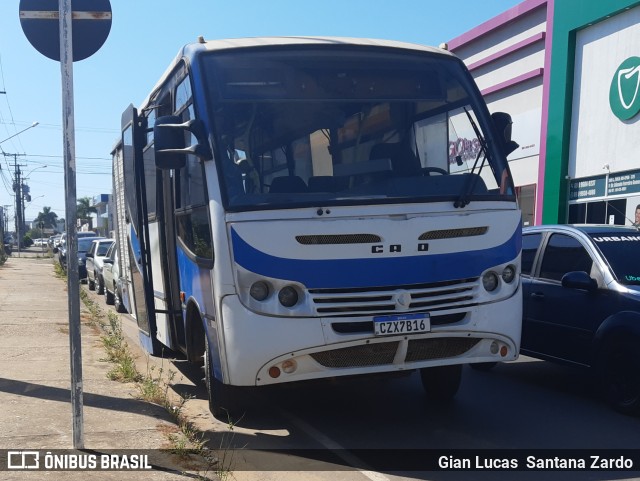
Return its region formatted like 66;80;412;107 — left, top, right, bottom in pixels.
84;281;640;481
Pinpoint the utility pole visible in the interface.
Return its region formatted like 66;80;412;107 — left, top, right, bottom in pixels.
5;153;27;256
2;205;10;234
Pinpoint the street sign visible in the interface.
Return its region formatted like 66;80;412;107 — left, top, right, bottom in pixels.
19;0;112;450
19;0;112;62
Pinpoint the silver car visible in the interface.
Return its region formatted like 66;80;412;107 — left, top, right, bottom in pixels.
102;243;127;313
86;238;115;293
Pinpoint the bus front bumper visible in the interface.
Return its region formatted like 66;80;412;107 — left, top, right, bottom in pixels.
219;289;521;386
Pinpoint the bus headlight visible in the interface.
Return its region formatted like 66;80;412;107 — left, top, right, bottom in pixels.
236;267;310;316
278;286;299;307
482;271;499;292
501;265;516;284
250;281;270;301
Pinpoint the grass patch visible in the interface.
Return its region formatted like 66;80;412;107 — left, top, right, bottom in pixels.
101;312;142;383
74;281;226;478
53;261;66;279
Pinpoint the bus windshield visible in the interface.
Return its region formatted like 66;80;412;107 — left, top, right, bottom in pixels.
203;48;513;211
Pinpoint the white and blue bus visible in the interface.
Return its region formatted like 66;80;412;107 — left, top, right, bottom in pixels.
112;37;522;418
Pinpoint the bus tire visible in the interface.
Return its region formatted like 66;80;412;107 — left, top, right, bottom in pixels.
204;335;244;421
420;364;462;403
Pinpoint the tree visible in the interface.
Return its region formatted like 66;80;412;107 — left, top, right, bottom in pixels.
76;197;97;229
34;206;59;230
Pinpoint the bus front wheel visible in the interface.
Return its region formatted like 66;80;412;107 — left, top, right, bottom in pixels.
420;364;462;402
204;335;244;421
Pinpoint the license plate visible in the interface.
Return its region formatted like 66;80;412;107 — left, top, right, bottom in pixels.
373;313;430;336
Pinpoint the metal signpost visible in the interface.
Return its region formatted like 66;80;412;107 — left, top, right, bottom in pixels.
19;0;112;449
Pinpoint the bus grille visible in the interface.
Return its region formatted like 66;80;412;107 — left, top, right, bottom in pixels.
310;337;480;368
405;338;480;362
310;342;399;368
309;278;479;316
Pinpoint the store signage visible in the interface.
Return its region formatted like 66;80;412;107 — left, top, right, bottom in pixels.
570;169;640;200
569;176;606;200
608;170;640;195
448;137;481;165
609;56;640;121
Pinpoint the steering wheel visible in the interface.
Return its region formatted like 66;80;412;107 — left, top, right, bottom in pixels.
422;167;448;176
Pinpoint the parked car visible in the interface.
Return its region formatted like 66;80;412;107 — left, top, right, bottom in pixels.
48;234;61;249
3;234;13;255
521;224;640;415
86;238;115;293
60;236;104;277
55;231;102;266
102;243;127;313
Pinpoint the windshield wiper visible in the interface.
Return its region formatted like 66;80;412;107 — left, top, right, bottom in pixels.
454;108;490;209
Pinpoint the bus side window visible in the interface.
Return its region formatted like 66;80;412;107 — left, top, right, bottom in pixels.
174;75;213;262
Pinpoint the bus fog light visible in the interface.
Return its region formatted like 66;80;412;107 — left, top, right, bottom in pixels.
482;272;499;292
268;366;281;378
490;341;499;355
501;265;516;284
250;281;270;301
282;359;297;374
278;286;299;307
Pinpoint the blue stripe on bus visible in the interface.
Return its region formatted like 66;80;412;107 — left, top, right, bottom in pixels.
231;227;521;289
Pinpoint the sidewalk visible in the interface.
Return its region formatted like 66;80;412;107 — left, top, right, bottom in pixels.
0;248;203;479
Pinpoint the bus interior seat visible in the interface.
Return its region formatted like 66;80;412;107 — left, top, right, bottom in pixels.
269;176;308;193
369;142;422;176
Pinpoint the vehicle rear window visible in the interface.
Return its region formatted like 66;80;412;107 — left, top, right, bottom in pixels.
78;238;96;252
589;232;640;285
97;242;114;256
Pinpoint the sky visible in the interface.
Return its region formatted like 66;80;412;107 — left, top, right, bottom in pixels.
0;0;522;227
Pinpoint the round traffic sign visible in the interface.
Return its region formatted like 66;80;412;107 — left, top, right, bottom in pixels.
19;0;112;62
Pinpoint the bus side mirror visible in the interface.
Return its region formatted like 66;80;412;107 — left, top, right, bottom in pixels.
153;116;213;169
491;112;519;157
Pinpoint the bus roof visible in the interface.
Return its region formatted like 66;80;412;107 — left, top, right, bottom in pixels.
196;36;450;55
138;36;453;112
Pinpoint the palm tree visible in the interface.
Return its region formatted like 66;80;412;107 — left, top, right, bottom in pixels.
77;197;97;230
35;206;59;230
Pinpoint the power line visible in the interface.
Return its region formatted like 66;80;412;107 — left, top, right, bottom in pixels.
26;153;111;161
0;53;27;154
0;120;118;135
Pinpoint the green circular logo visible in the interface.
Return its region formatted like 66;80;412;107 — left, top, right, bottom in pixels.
610;56;640;121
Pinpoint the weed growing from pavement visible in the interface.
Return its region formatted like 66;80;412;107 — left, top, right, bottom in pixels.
211;415;241;481
76;287;223;478
79;288;106;330
101;312;142;382
53;261;66;279
137;358;216;469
